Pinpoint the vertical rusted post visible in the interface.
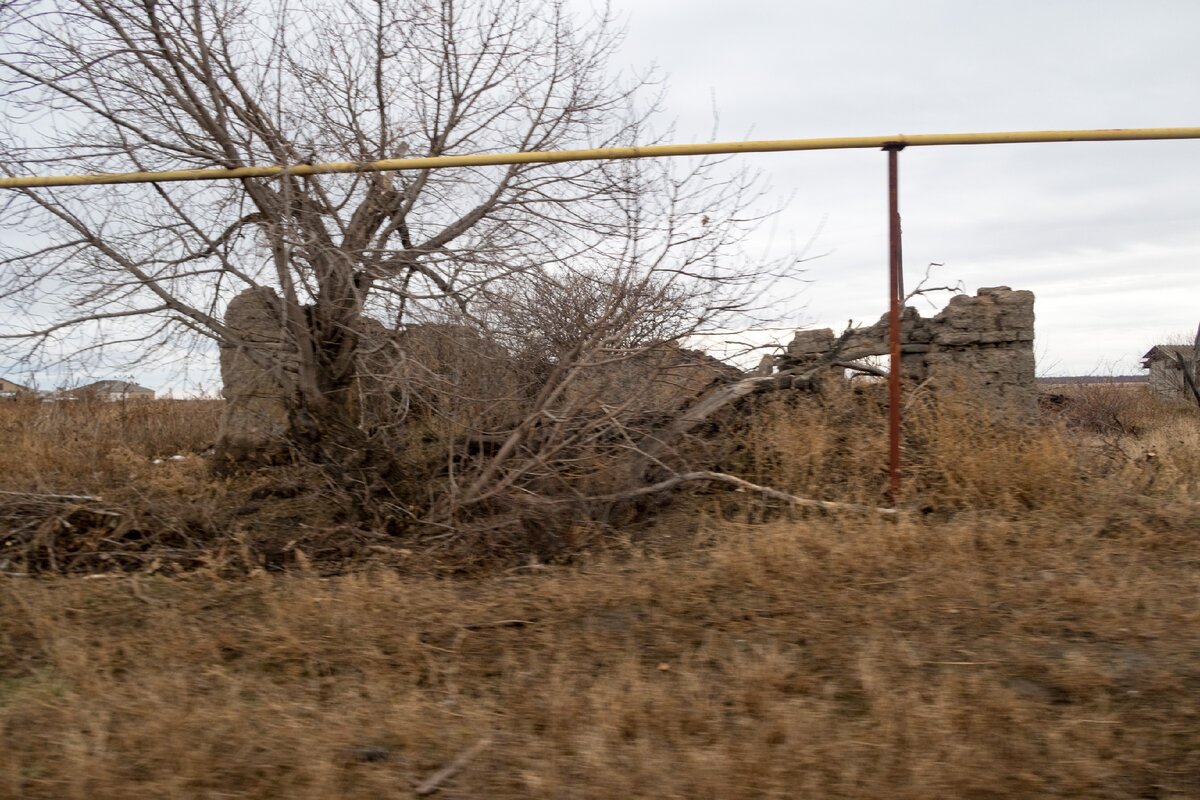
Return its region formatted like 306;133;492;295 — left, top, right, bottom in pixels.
884;143;906;502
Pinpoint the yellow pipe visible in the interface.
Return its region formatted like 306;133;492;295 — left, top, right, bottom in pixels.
2;127;1199;189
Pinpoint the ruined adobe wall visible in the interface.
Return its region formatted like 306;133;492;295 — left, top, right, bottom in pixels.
212;287;742;469
211;288;515;469
781;286;1037;416
212;287;298;469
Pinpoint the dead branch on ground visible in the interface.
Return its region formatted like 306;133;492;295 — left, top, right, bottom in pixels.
575;471;897;515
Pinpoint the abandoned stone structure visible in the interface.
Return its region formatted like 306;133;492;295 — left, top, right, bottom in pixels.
213;285;1039;467
213;287;739;467
562;345;741;415
778;286;1038;416
214;288;520;467
213;287;297;466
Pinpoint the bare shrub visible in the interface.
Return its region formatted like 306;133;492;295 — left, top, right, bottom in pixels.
352;267;750;559
1055;381;1161;434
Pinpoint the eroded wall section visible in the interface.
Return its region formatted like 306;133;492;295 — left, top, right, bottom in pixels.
781;286;1036;415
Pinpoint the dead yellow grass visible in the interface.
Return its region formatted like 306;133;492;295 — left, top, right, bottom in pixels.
2;514;1198;799
0;397;221;492
717;381;1197;518
0;388;1198;797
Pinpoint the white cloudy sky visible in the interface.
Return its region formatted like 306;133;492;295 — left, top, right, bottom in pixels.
612;0;1200;375
3;0;1197;391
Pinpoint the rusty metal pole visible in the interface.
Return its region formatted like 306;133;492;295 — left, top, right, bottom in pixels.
884;144;906;502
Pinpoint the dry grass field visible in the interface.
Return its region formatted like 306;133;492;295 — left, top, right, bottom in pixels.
1;387;1198;799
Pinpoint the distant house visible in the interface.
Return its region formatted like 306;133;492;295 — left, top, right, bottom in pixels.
73;380;156;401
0;377;31;399
1141;345;1196;399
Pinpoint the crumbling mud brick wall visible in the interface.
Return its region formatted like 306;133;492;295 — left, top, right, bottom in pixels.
211;288;515;470
212;287;297;469
212;287;744;469
780;287;1037;416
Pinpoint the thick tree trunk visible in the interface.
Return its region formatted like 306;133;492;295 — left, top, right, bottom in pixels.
213;287;401;501
289;305;404;499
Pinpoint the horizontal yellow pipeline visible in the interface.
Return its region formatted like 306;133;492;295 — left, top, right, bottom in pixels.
2;127;1199;189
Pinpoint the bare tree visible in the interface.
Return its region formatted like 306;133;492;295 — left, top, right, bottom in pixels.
0;0;772;497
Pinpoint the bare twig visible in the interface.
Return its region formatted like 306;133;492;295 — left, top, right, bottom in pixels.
461;619;536;630
0;490;103;502
415;736;493;796
582;470;897;515
902;262;963;308
834;360;887;378
128;575;160;606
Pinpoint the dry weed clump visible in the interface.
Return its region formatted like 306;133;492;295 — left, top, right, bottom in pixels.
0;397;221;491
0;399;368;575
0;398;231;574
723;380;1197;521
1051;381;1192;435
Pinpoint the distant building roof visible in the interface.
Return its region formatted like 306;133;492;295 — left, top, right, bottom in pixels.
0;377;31;392
77;380;155;394
1141;345;1195;368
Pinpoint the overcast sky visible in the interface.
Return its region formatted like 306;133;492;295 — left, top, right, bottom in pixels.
612;0;1200;374
3;0;1197;391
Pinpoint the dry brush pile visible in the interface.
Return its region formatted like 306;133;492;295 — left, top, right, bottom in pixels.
1;376;1197;574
